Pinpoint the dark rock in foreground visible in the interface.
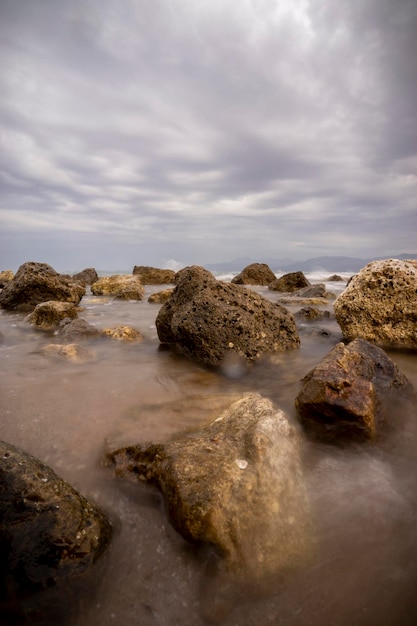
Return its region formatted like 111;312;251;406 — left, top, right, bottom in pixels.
155;266;300;366
132;265;176;284
0;262;85;312
231;262;276;285
0;440;111;605
295;338;413;441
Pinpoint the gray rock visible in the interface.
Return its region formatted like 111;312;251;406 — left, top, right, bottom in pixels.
58;318;101;339
72;268;99;286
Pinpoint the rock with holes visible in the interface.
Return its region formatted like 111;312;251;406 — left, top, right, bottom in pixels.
155;265;299;366
231;263;276;285
26;301;79;329
334;259;417;348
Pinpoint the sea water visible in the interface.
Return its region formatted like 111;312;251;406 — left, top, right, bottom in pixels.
1;270;416;626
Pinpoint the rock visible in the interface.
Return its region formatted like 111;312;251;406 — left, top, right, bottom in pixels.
334;259;417;348
327;274;344;281
293;284;330;298
40;343;94;362
0;262;85;312
132;266;176;284
72;268;99;286
91;275;145;300
269;271;310;292
155;265;300;366
106;394;313;589
0;270;14;287
58;318;102;339
148;288;174;303
102;325;143;341
295;307;332;321
295;338;413;441
231;263;276;285
0;440;111;602
26;301;79;329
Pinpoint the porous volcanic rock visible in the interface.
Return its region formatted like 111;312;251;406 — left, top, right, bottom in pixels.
231;263;276;285
295;338;413;441
269;271;310;292
106;394;313;588
72;268;99;286
26;301;79;329
40;343;94;362
0;440;111;602
91;275;145;300
155;265;300;366
148;288;174;303
334;259;417;348
132;266;176;284
0;270;14;287
102;325;143;341
0;262;85;312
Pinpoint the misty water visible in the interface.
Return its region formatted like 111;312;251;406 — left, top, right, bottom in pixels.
1;271;417;626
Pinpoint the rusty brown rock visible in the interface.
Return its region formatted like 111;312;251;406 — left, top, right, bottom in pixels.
91;275;145;300
132;266;176;284
26;301;79;329
231;263;276;285
269;271;310;292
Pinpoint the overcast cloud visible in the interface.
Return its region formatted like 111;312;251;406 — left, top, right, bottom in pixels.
1;0;416;272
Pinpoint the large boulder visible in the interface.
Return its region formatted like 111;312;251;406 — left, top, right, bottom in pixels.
91;275;145;300
72;267;99;286
231;263;276;285
334;259;417;348
0;262;85;312
269;271;310;292
132;266;176;284
155;265;300;366
0;440;111;607
26;300;79;329
295;338;413;441
106;394;313;589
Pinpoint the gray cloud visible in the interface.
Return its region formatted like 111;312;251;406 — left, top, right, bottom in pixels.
0;0;416;272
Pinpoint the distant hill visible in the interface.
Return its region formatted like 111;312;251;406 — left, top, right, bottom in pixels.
206;254;417;274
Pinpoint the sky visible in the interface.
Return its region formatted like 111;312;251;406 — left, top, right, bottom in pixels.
1;0;416;272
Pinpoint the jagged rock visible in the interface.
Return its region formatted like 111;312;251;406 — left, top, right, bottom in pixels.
0;270;14;287
40;343;94;362
0;440;111;603
231;263;276;285
295;338;413;441
148;289;174;303
0;262;85;312
26;301;79;329
58;318;101;339
132;266;176;284
269;271;310;292
91;275;145;300
106;394;313;590
102;325;143;341
334;259;417;348
155;265;300;366
72;268;99;286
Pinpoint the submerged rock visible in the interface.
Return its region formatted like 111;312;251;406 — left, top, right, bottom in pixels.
106;394;313;591
231;263;276;285
26;300;79;329
0;440;111;604
334;258;417;348
0;262;85;312
40;343;94;362
102;325;143;341
295;338;413;441
132;266;176;284
58;318;102;339
155;265;300;366
91;275;145;300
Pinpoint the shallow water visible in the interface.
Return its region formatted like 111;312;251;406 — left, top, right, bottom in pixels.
1;275;417;625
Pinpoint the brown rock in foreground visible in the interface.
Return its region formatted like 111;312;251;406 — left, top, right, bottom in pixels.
334;258;417;348
26;300;79;329
231;262;276;285
0;262;85;312
156;265;300;366
295;338;413;441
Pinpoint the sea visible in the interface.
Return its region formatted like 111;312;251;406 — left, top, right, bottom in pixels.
1;267;417;626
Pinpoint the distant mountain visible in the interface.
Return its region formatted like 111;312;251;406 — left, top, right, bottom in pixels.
206;254;417;274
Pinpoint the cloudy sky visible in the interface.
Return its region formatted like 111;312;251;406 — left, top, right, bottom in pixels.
1;0;416;272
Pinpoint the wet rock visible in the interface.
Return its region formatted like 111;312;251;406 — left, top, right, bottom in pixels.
295;338;413;441
0;270;14;288
155;265;300;366
40;343;94;362
26;301;79;329
0;440;111;602
334;259;417;348
58;318;102;339
148;288;174;303
269;271;310;292
231;263;276;285
295;307;333;321
132;265;176;284
91;275;145;300
102;325;143;341
72;268;99;286
0;262;85;312
106;394;313;589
